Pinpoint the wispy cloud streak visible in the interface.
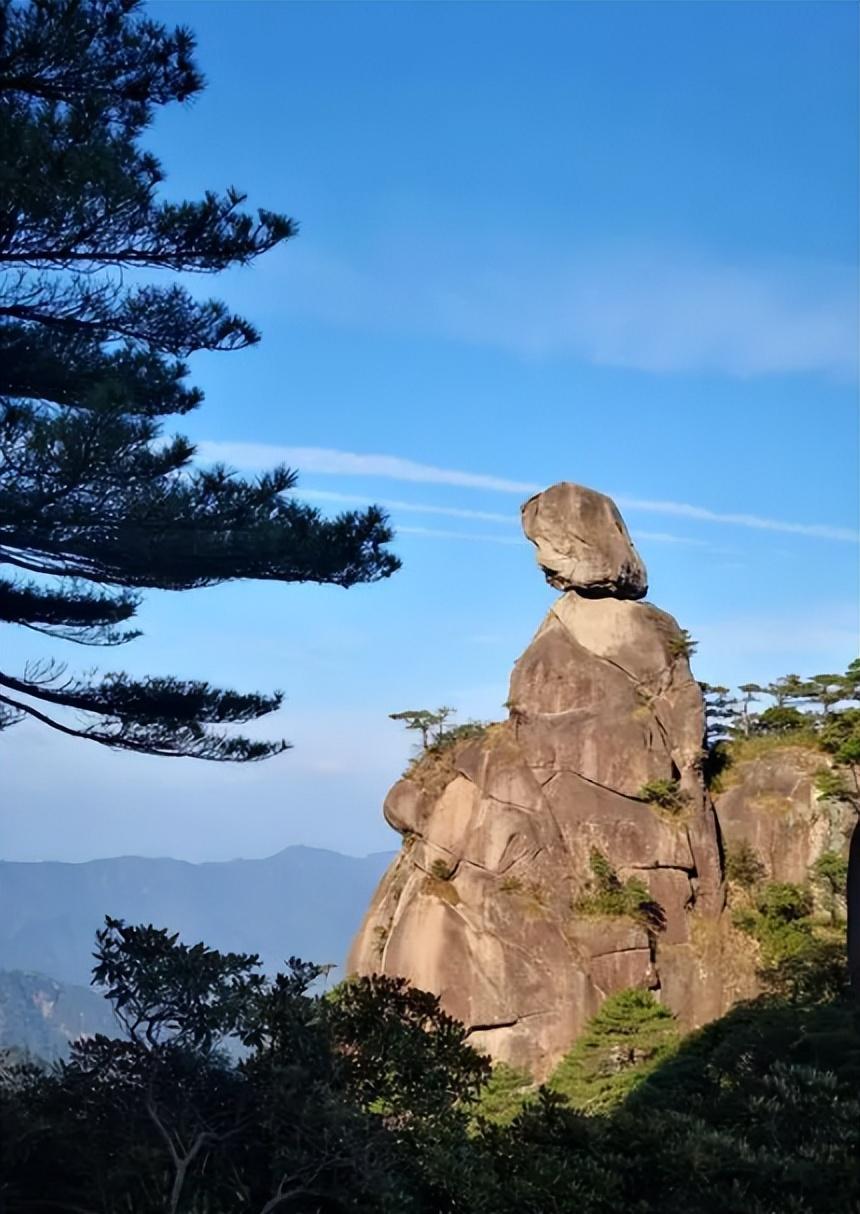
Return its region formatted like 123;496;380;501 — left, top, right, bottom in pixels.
613;495;857;542
257;242;858;379
199;442;537;495
198;442;857;543
297;487;514;524
298;489;715;548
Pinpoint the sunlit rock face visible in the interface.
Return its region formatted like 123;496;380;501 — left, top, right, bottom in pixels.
348;483;744;1080
716;747;855;887
521;482;648;599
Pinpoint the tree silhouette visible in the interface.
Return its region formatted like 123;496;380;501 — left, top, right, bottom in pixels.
0;0;399;759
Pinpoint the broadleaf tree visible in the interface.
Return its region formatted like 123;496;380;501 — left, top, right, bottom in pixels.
0;0;400;760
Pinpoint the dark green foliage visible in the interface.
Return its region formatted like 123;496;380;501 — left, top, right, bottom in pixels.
814;765;851;800
92;916;266;1049
549;989;678;1112
2;918;857;1214
427;719;490;751
702;737;733;788
812;850;849;898
700;682;741;744
820;707;860;764
575;850;665;931
389;706;456;750
811;851;849;926
724;840;766;890
327;974;490;1123
757;881;813;922
0;0;399;760
733;881;818;968
668;628;697;659
752;704;810;734
700;662;859;808
0;918;487;1213
761;933;849;1003
471;1061;534;1126
638;777;689;814
456;957;860;1213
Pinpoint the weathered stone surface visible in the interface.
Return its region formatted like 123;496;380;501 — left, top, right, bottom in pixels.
521;482;647;598
347;482;730;1080
716;747;855;885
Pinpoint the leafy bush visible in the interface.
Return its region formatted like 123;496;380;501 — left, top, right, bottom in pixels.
752;705;809;734
549;989;678;1113
811;851;849;927
814;766;850;800
724;840;766;890
819;707;860;756
668;629;697;659
472;1061;535;1126
733;881;817;968
428;720;491;753
761;933;849;1002
575;851;665;931
638;778;689;815
757;881;813;923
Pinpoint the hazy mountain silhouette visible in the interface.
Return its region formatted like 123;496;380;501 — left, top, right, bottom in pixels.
0;970;118;1062
0;846;395;987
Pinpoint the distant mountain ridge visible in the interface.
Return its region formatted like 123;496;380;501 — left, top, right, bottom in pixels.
0;846;395;988
0;970;118;1062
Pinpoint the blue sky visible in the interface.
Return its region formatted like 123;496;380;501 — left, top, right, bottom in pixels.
4;0;858;862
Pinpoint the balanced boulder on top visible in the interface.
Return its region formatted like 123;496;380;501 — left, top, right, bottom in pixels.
348;482;750;1080
521;481;648;599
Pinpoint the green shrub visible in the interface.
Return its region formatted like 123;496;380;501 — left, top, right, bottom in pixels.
819;707;860;756
428;720;490;753
638;778;689;815
761;933;849;1002
575;851;664;931
472;1061;535;1126
752;705;809;735
732;880;816;967
814;766;850;800
724;840;766;890
430;857;454;880
549;989;678;1113
668;629;697;659
811;851;849;927
757;881;813;922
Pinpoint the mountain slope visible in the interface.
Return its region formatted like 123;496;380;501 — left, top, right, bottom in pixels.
0;846;395;987
0;970;118;1062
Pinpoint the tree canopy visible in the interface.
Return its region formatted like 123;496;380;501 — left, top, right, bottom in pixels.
1;917;856;1214
0;0;399;759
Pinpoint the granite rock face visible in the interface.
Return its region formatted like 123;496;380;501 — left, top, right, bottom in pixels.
521;482;647;598
348;482;743;1079
716;747;855;887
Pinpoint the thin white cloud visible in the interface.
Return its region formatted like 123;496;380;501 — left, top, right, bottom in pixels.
613;495;857;542
198;442;537;495
262;241;858;380
199;441;857;543
295;487;515;524
298;491;712;548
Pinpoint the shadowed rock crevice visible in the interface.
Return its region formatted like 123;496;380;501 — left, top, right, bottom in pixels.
348;482;739;1080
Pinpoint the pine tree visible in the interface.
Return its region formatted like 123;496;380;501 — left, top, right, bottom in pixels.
0;0;399;759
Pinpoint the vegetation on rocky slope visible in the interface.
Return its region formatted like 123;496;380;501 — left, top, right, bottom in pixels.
2;917;855;1214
